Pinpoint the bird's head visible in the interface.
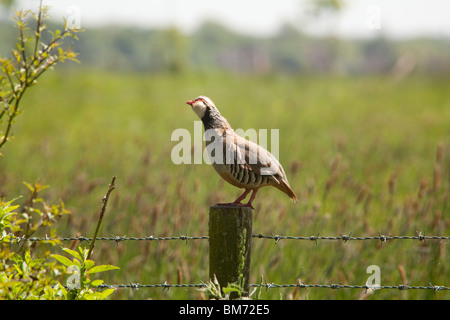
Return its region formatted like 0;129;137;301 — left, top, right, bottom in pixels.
186;96;216;119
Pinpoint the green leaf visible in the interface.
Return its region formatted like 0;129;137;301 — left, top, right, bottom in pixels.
222;286;241;294
83;259;95;270
84;292;102;300
87;265;119;274
62;248;81;261
23;181;34;192
99;288;115;299
24;249;31;264
51;282;68;300
2;202;20;214
51;254;74;267
71;258;82;268
90;279;103;287
78;246;88;261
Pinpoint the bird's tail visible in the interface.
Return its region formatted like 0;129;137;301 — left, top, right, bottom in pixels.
276;180;298;203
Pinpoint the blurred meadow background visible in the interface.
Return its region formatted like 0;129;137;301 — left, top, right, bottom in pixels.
0;0;449;299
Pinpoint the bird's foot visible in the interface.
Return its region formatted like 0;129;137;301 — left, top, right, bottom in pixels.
244;202;255;210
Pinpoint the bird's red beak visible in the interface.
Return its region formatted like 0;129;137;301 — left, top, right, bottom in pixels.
186;100;195;106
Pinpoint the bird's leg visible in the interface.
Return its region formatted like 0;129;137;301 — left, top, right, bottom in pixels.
233;189;251;203
216;189;251;207
245;189;258;210
216;189;258;210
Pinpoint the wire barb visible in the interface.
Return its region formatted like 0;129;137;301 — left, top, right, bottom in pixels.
416;231;427;243
340;232;352;243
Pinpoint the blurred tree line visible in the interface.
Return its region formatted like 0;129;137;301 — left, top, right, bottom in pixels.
0;15;449;76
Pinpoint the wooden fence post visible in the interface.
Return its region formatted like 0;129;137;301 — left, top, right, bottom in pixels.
209;205;253;298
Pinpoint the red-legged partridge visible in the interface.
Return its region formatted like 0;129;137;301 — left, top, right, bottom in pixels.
186;96;297;209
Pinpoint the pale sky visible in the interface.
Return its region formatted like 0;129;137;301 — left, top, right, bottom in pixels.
14;0;450;38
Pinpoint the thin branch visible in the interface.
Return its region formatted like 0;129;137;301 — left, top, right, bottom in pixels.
32;0;44;63
87;176;117;260
18;13;28;86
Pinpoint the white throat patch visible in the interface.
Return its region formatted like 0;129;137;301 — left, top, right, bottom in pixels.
191;101;207;119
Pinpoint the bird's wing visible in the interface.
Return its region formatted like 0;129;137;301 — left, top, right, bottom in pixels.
219;130;298;202
228;133;284;184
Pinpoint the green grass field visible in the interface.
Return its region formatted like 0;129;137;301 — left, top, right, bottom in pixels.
1;70;449;299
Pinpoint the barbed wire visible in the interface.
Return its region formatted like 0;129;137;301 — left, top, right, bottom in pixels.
252;232;450;244
251;283;450;292
9;235;209;244
10;232;450;244
13;232;448;295
94;282;450;293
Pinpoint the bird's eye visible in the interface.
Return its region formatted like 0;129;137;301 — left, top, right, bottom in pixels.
196;98;204;103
